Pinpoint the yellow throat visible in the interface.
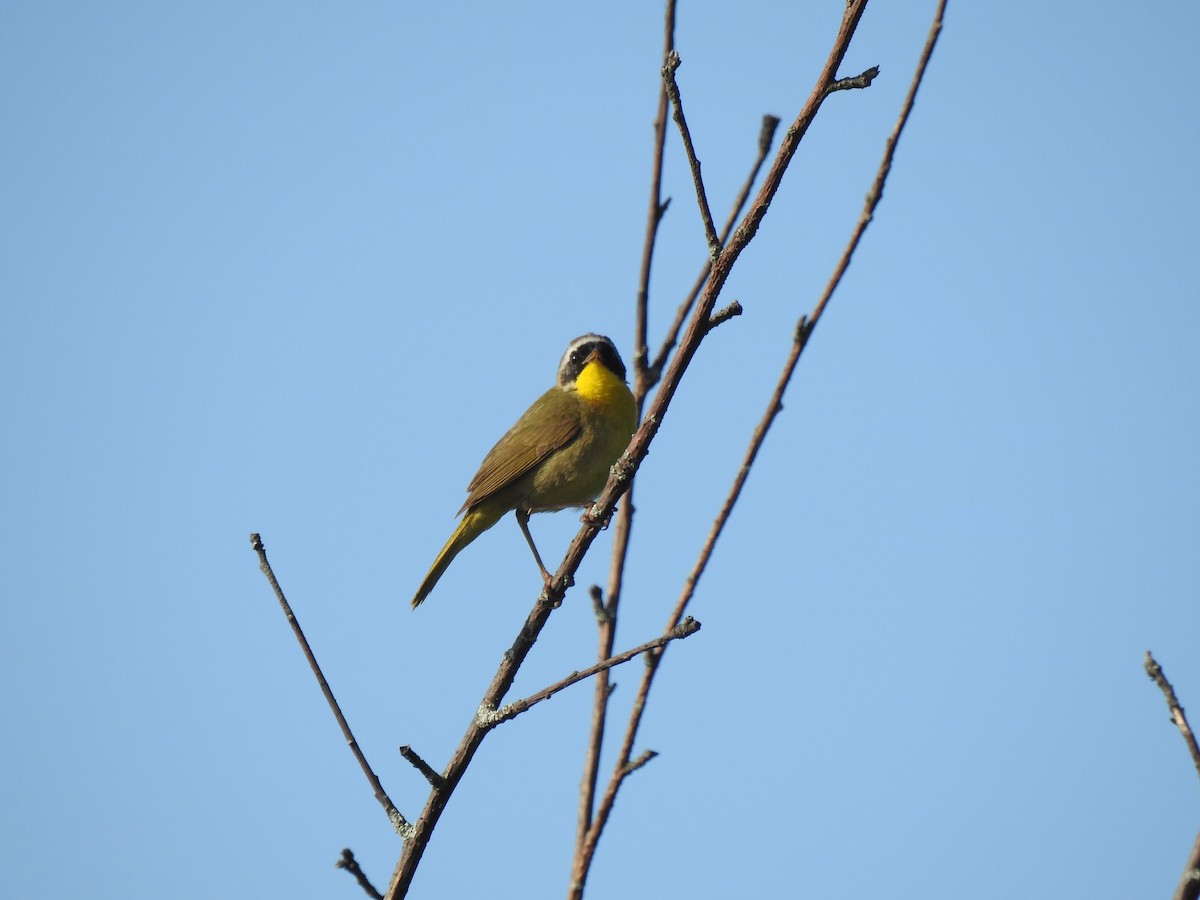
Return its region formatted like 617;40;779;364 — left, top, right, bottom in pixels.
575;357;630;406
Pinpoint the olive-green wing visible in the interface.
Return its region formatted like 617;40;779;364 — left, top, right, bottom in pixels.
460;387;581;513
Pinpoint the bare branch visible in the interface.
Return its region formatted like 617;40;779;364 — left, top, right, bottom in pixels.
588;583;614;624
707;301;743;331
579;4;679;867
387;2;946;895
662;50;721;260
622;749;658;776
1172;829;1200;900
757;113;782;157
651;114;780;384
1145;652;1200;780
805;0;945;334
337;849;383;900
492;618;701;726
384;494;653;893
828;65;881;93
1149;652;1200;900
609;1;875;512
632;0;676;392
249;533;410;839
399;745;444;790
252;3;952;897
570;1;947;891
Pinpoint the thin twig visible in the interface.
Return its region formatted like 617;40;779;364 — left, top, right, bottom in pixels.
604;0;875;510
578;11;752;864
632;0;676;395
384;481;642;895
1172;829;1200;900
806;4;944;334
337;849;384;900
399;745;444;789
1149;652;1200;900
623;749;658;775
1145;652;1200;780
249;534;411;839
707;301;743;331
662;50;721;259
492;618;700;726
589;584;613;625
578;0;677;872
571;0;946;890
387;1;920;893
650;114;780;385
828;65;881;93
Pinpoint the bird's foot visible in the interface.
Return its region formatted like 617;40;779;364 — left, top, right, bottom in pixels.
583;502;613;529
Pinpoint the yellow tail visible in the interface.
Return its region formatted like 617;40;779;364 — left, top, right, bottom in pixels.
411;506;504;607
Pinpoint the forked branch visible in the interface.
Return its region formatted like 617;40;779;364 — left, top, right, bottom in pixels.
569;0;947;894
489;617;701;727
254;2;948;897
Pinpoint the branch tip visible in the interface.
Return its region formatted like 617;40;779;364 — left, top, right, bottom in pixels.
590;585;614;625
794;315;811;343
661;44;721;257
828;65;881;93
336;848;383;900
623;749;659;776
707;301;743;331
399;744;444;789
1144;650;1200;780
662;48;681;76
759;115;782;154
671;616;702;639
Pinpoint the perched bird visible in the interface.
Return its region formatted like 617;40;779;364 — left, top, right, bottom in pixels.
411;333;637;608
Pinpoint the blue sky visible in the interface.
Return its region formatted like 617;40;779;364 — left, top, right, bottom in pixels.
3;2;1198;898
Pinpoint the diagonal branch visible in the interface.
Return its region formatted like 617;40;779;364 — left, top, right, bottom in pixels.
662;50;721;259
337;849;384;900
649;114;780;386
570;0;947;891
1172;830;1200;900
390;5;878;888
381;2;948;895
1146;652;1200;900
490;617;700;726
1145;651;1200;781
249;533;410;839
257;3;948;898
607;0;875;504
399;746;444;790
632;0;676;396
829;65;880;93
578;1;678;867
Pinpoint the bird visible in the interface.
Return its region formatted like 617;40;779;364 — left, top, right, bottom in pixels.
411;333;638;607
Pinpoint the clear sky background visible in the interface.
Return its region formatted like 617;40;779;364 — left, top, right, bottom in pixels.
3;2;1198;898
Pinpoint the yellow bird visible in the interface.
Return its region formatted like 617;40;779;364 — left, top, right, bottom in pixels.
411;334;637;607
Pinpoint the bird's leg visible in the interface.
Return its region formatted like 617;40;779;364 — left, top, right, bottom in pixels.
515;509;553;588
